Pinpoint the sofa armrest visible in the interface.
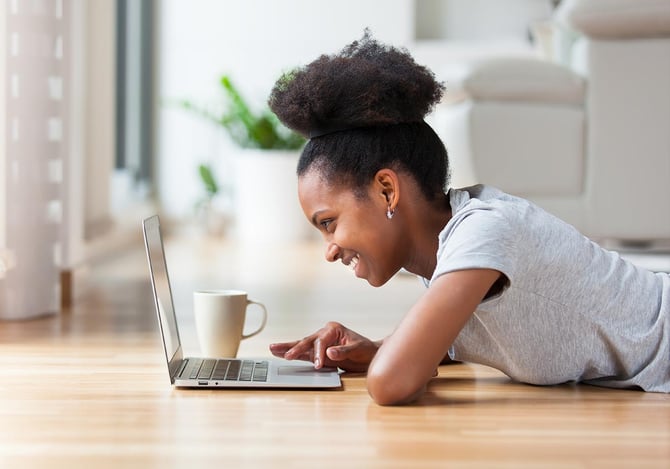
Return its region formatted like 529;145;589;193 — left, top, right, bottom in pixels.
555;0;670;39
443;58;585;106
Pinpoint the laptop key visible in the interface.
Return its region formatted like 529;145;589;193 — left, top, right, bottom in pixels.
239;361;254;381
197;359;216;379
212;360;230;380
225;360;242;380
188;359;204;379
252;361;269;382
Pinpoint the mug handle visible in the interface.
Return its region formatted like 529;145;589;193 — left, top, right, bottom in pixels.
241;300;268;340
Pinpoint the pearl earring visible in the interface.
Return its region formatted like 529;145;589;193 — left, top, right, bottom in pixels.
386;207;395;219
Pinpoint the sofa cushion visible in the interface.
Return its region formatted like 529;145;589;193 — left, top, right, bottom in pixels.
556;0;670;39
444;58;585;106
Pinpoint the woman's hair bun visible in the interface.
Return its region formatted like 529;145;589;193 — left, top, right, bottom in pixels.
269;30;444;138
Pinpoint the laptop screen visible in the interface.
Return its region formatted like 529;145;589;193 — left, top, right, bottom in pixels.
143;215;181;363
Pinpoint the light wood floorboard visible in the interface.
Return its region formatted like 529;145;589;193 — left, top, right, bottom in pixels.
1;232;668;468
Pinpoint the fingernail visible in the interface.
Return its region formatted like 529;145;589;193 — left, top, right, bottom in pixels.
314;358;320;369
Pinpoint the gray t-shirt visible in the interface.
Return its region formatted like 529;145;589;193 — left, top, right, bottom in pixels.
424;185;669;392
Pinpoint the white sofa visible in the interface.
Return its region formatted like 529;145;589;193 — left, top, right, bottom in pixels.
436;0;670;243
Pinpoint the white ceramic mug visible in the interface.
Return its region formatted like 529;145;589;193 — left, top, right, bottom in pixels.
193;289;267;358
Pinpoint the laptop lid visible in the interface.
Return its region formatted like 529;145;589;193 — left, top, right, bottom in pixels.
143;215;185;382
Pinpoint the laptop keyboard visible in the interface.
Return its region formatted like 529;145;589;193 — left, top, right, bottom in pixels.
180;358;269;382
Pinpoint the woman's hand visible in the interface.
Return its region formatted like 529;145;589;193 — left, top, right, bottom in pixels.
269;322;380;372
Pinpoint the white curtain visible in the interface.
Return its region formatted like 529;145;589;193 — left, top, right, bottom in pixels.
0;0;68;319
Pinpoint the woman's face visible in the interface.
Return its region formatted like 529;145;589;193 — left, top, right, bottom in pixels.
298;168;406;287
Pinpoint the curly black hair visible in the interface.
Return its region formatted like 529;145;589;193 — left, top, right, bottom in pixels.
268;30;450;201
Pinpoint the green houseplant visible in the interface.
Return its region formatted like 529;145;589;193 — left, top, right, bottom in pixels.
180;75;311;243
180;75;305;150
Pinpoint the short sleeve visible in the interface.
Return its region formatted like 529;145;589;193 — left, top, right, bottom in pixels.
430;202;519;287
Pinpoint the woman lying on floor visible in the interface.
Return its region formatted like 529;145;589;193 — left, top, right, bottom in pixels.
266;32;670;405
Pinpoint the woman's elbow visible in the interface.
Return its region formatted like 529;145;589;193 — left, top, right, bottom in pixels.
366;366;427;406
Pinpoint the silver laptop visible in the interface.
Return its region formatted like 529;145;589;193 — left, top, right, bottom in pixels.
143;215;341;389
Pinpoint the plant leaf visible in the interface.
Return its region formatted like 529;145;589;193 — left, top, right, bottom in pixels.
173;74;305;150
198;164;218;196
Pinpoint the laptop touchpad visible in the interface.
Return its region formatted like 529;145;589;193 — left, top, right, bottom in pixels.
278;365;336;376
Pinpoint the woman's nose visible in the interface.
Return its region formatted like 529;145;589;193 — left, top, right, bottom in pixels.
325;243;340;263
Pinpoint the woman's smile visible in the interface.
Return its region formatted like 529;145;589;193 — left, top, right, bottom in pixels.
345;253;361;275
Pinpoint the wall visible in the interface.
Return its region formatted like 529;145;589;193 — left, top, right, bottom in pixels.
416;0;552;41
82;0;116;239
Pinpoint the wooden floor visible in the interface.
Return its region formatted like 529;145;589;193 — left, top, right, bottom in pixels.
1;230;669;468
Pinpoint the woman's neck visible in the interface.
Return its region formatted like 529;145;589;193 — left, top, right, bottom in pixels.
403;191;452;279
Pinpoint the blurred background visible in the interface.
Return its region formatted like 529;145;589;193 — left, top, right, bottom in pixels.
1;0;669;319
157;0;555;223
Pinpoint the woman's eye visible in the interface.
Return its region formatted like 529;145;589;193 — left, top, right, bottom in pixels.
320;219;333;231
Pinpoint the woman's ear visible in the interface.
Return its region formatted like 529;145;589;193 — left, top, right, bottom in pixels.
374;169;400;210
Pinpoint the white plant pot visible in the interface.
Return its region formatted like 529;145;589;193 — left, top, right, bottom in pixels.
232;149;312;244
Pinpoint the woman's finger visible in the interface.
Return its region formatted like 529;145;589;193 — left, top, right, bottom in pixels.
313;327;340;369
282;334;320;360
269;341;299;356
325;343;350;360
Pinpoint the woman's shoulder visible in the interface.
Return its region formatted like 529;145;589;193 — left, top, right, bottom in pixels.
448;184;532;222
433;185;527;284
435;184;568;281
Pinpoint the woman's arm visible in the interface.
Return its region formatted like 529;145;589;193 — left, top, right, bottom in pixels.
366;268;501;406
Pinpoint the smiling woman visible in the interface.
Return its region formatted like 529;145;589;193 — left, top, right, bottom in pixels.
266;31;670;405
